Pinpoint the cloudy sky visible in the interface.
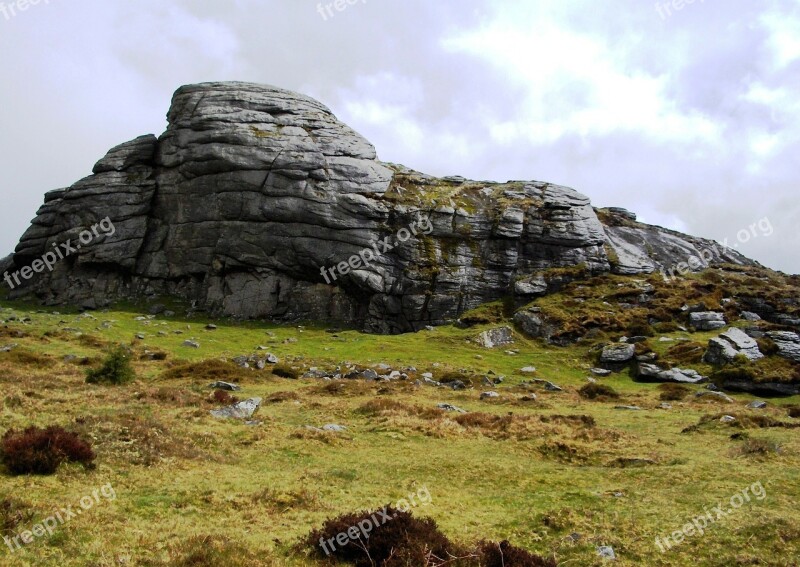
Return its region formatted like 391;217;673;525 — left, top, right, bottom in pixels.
1;0;798;272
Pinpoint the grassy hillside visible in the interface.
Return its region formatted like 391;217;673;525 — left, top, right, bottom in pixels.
0;295;798;566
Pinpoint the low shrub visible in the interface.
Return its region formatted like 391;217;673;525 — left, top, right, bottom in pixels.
627;318;655;337
756;337;780;356
86;346;135;385
210;390;239;405
1;426;95;475
477;540;557;567
272;364;300;379
306;505;464;566
658;383;692;401
155;535;271;567
578;383;620;400
734;437;781;458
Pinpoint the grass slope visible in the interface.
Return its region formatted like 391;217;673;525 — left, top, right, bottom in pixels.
0;299;798;566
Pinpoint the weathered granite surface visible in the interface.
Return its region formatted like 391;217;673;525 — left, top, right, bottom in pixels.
4;82;757;333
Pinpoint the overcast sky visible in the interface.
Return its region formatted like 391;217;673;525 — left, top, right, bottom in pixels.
1;0;798;273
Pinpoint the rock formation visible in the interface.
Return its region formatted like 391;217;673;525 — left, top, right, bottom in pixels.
4;82;756;333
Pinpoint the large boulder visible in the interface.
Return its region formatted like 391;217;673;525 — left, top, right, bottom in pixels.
600;343;636;364
703;327;763;366
475;326;514;349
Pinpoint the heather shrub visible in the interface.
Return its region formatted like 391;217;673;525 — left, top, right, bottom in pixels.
658;383;692;401
306;505;462;566
578;383;620;400
1;426;95;475
477;540;557;567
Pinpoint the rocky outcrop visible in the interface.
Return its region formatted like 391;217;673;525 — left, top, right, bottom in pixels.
767;331;800;363
703;328;764;366
3;82;758;333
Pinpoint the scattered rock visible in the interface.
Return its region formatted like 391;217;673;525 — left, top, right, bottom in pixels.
590;368;612;376
741;311;762;321
437;403;467;413
636;363;707;384
695;391;734;403
322;424;347;432
597;545;616;560
614;405;642;411
182;340;200;348
148;304;166;315
527;379;563;392
720;415;737;423
476;326;514;348
747;400;767;409
210;397;262;419
480;391;500;400
689;312;726;331
209;381;241;391
205;324;217;330
600;343;636;364
520;366;537;373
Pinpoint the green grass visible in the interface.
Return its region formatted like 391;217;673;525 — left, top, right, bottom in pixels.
0;299;798;565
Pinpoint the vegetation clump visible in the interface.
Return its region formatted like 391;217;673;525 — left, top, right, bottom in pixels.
86;345;135;385
1;426;95;475
658;383;692;401
578;383;620;400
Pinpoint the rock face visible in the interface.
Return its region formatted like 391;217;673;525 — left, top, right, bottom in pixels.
4;82;757;333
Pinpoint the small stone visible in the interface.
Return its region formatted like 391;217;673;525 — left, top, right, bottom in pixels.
437;403;467;413
135;333;146;340
209;381;241;391
597;546;616;560
480;391;500;400
747;400;767;409
210;397;262;419
720;415;737;423
520;366;537;373
183;340;200;348
590;368;612;376
205;324;217;330
614;405;642;411
696;390;734;403
322;424;347;432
